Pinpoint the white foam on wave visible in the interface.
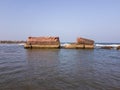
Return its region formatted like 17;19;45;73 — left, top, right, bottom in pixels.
95;44;120;47
61;43;70;47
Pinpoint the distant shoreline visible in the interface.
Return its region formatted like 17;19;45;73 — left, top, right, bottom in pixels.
0;40;26;44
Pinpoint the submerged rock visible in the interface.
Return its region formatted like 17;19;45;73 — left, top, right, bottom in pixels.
116;46;120;50
101;46;113;49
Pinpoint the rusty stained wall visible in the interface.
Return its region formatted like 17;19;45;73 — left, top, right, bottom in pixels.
26;37;60;45
77;37;94;45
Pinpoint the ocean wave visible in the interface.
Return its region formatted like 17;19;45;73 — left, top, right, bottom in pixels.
61;43;120;48
95;44;120;48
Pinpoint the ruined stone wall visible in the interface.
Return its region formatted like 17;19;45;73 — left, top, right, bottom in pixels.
77;37;94;45
26;37;60;45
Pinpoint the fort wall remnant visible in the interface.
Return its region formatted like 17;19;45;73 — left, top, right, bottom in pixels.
77;37;94;45
63;37;94;49
24;36;94;49
24;36;60;49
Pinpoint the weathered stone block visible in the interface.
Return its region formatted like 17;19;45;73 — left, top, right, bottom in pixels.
24;36;60;49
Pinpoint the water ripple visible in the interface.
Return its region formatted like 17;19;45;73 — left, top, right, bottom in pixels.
0;44;120;90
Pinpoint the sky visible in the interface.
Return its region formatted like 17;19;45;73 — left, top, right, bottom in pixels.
0;0;120;42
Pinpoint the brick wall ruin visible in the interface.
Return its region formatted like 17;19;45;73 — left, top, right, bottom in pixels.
26;37;60;45
77;37;94;45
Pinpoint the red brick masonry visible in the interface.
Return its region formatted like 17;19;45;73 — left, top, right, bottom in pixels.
26;36;60;45
77;37;94;45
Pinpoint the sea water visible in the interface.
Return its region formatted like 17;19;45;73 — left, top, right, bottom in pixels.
0;44;120;90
